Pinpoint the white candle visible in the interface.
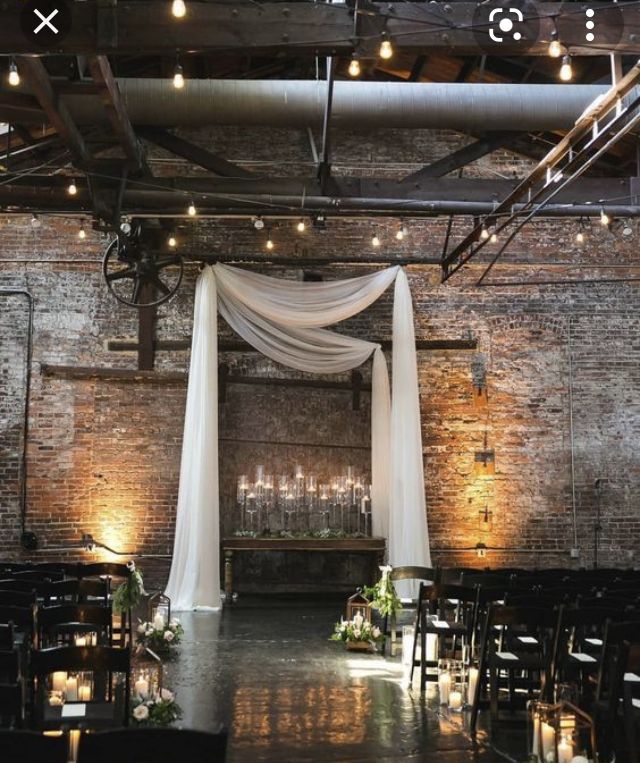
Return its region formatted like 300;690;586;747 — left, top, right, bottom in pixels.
438;672;451;705
558;736;573;763
52;671;67;693
78;684;91;702
153;613;165;630
75;635;86;647
468;667;479;705
65;676;78;701
134;676;149;699
449;690;463;710
541;722;555;761
426;633;438;662
532;716;540;758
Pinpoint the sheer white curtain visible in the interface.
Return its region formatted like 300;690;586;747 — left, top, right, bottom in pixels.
166;264;430;610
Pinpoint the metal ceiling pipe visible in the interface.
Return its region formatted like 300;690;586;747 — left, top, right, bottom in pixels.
62;80;610;131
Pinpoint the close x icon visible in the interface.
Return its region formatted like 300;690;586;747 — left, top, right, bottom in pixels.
19;0;72;47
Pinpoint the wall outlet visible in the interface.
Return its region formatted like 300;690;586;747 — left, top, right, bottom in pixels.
570;547;580;559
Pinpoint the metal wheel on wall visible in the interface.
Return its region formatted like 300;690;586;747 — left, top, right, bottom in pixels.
102;222;184;308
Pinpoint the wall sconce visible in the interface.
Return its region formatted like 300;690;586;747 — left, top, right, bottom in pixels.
473;449;496;476
82;533;97;552
475;542;488;558
478;505;493;531
472;384;488;408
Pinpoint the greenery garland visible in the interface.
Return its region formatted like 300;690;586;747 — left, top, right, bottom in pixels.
363;565;402;618
113;560;146;614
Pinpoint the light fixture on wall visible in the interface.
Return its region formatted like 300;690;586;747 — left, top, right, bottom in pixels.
478;505;493;531
253;217;265;230
475;542;488;558
472;384;488;408
473;449;496;476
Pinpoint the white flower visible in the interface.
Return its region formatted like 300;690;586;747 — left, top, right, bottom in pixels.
353;613;364;629
145;627;154;637
372;626;381;639
170;618;180;627
133;704;149;721
127;560;136;572
164;630;175;642
137;623;146;634
160;688;174;701
379;565;393;575
353;629;362;639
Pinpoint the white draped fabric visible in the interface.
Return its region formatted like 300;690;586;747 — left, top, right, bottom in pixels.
166;263;430;610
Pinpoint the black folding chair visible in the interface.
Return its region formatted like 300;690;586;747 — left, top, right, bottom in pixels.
78;727;228;763
0;728;67;761
382;566;437;657
38;604;113;648
0;683;24;729
46;579;110;606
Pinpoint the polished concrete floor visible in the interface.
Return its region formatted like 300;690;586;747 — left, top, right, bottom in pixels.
165;598;527;763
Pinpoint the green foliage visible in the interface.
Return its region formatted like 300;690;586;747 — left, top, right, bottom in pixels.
113;561;146;614
363;565;402;617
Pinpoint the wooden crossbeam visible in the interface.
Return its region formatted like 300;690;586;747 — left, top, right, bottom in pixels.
0;2;637;56
137;128;253;179
17;57;89;167
87;55;145;171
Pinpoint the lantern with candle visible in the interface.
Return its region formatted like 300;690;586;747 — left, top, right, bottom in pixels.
147;591;171;631
346;589;372;624
529;701;595;763
132;647;164;699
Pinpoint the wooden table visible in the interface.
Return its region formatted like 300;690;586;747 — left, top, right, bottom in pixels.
222;537;386;602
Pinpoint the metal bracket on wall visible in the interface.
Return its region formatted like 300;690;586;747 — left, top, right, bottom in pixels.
218;364;368;410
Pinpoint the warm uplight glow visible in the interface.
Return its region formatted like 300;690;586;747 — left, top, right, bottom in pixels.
559;55;573;82
171;0;186;17
67;180;77;196
187;201;196;217
173;65;185;89
371;234;381;247
379;39;393;60
8;61;19;87
348;57;361;78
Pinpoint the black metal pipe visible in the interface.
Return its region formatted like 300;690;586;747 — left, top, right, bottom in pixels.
0;289;33;539
480;275;640;287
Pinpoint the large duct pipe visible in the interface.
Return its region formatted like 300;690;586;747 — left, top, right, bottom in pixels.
62;80;609;131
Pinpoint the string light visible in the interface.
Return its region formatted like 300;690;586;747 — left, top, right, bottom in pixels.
480;226;490;240
600;208;610;227
171;0;186;17
8;60;19;87
78;224;86;240
395;225;406;241
67;179;77;196
348;55;361;78
173;63;185;89
296;219;306;233
371;234;381;247
168;235;177;248
490;232;498;244
548;30;562;58
379;36;393;60
187;201;196;216
266;237;274;250
559;54;573;82
575;230;585;244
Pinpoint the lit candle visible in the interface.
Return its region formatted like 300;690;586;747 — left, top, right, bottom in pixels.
134;675;149;699
532;715;540;758
153;613;165;630
426;634;438;662
449;690;463;710
48;691;64;706
467;667;479;705
75;635;86;647
558;735;573;763
438;671;451;705
78;684;91;702
65;676;78;701
541;721;555;761
52;671;67;693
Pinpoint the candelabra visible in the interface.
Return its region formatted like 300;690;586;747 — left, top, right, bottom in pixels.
236;464;372;535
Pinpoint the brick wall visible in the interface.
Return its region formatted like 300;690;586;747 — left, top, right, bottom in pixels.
0;127;639;589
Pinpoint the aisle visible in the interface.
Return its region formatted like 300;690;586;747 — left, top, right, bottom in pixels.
164;598;520;762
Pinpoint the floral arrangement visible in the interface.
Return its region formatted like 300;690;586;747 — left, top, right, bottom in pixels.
113;560;146;614
136;617;184;656
363;565;402;618
330;613;384;647
131;688;183;727
233;529;365;539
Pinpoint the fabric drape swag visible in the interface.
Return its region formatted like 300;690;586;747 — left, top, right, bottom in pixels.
165;263;430;610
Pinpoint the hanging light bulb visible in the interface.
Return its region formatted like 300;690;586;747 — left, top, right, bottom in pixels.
379;36;393;60
559;54;573;82
168;235;177;248
490;232;498;244
348;55;361;78
67;179;77;196
266;237;274;250
480;225;490;240
173;63;185;89
575;230;585;244
8;60;19;87
395;225;406;241
600;208;610;227
78;224;86;240
187;201;196;216
171;0;186;17
296;219;306;233
548;31;562;58
371;234;381;247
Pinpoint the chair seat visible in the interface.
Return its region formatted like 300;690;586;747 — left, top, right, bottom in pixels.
490;651;543;670
424;621;467;635
40;701;125;730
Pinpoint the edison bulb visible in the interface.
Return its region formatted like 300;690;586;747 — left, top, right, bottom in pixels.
266;238;274;250
548;39;562;58
173;66;185;89
67;180;77;196
480;227;490;240
559;56;573;82
371;235;381;247
78;227;86;240
171;0;186;17
379;40;393;60
600;210;610;227
575;231;584;244
187;202;196;216
168;236;177;248
8;63;19;87
348;58;361;77
296;220;305;233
